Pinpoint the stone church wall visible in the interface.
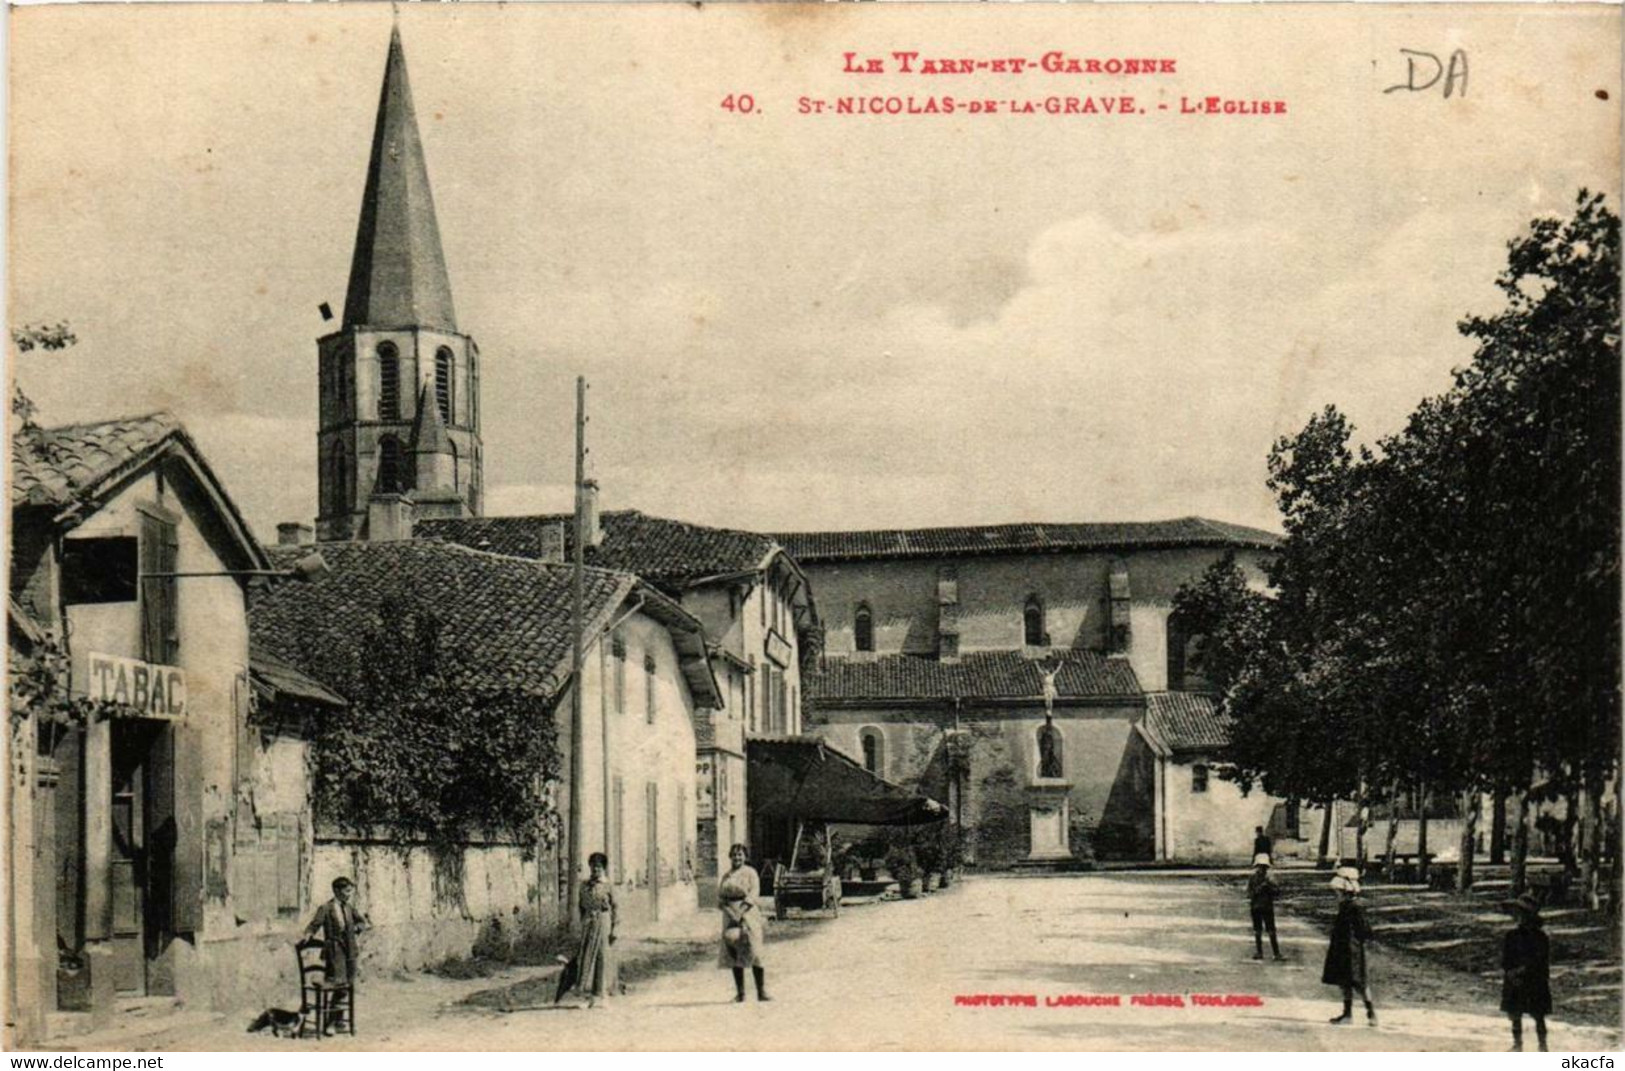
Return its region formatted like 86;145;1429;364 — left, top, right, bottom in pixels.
811;704;1152;867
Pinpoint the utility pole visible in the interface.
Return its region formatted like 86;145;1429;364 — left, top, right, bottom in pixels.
567;376;587;925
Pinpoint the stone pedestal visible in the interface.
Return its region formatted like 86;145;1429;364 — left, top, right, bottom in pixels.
1025;780;1073;861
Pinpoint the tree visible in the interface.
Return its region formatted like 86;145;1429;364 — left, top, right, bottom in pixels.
10;321;76;426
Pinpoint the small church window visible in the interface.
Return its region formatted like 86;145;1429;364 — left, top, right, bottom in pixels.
1024;595;1047;647
854;603;874;653
469;352;480;429
378;342;401;421
377;436;404;494
1192;764;1209;794
859;727;884;776
435;347;454;425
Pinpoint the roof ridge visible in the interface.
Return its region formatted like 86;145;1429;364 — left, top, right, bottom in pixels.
32;409;180;434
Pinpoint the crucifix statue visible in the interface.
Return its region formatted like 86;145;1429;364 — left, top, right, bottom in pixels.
1037;655;1063;717
1036;656;1064;778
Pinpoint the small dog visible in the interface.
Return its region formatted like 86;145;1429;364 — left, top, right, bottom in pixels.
246;1008;303;1037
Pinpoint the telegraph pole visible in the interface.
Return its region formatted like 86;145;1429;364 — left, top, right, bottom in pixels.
567;376;587;925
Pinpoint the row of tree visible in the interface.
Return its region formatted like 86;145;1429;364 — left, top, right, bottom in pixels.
1174;190;1620;902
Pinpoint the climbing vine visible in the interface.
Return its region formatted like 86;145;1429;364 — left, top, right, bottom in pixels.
296;597;564;856
8;633;123;753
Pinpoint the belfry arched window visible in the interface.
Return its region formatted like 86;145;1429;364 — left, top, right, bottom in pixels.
859;727;884;776
435;347;454;424
378;342;401;421
854;603;874;653
1024;595;1047;647
377;436;404;494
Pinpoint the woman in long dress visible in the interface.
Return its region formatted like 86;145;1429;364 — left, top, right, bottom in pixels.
718;843;770;1003
1322;867;1375;1025
575;852;618;1008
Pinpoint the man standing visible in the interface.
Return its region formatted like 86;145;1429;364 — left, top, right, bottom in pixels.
1252;825;1273;861
1247;854;1284;961
301;876;369;1033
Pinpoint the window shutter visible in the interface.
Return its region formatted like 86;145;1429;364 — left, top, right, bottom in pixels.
139;512;179;664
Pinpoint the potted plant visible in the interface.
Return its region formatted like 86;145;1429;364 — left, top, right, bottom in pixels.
886;845;921;899
939;826;962;888
916;835;944;892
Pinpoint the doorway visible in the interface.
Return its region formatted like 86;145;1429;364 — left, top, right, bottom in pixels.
109;721;175;997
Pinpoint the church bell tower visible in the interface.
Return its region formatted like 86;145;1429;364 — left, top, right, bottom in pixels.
316;28;483;541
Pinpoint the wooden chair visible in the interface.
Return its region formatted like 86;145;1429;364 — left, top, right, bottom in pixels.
296;938;356;1038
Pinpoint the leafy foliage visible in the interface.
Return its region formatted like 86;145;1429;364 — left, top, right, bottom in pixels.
298;595;565;854
1176;190;1621;882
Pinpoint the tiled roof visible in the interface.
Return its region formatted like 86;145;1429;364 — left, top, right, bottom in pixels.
249;647;348;709
1144;691;1231;753
11;412;182;507
775;517;1278;563
418;510;779;588
251;540;634;699
807;649;1141;703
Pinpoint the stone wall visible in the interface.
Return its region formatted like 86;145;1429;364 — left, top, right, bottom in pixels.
812;703;1152;867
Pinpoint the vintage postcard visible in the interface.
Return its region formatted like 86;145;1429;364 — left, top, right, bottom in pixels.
6;1;1621;1054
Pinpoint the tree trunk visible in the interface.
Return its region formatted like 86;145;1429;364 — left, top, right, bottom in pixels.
1355;787;1370;872
1580;771;1603;911
1490;789;1507;865
1383;781;1401;881
1317;799;1334;867
1511;787;1532;897
1417;782;1431;884
1561;781;1582;878
1457;787;1479;892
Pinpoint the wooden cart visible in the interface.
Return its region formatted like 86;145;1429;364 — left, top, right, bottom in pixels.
772;822;843;920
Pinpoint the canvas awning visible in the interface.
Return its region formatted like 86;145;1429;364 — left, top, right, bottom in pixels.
747;736;947;826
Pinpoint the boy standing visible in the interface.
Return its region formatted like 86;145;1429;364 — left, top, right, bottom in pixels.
1247;854;1284;961
1501;893;1552;1051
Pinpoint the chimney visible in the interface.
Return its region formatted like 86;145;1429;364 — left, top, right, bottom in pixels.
581;478;602;548
538;522;566;564
366;493;415;542
277;522;315;547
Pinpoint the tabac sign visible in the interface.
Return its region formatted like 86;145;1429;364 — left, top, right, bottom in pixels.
86;652;187;719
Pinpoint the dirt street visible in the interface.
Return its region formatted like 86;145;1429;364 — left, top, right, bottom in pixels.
97;873;1624;1052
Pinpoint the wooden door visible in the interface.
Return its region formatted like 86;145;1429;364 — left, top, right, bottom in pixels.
109;724;149;995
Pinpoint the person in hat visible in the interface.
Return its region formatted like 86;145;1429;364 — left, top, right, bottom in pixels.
1501;892;1551;1051
300;876;369;1033
1247;854;1284;961
1322;867;1376;1025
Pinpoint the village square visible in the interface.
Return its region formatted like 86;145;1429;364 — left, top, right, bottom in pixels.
5;7;1620;1054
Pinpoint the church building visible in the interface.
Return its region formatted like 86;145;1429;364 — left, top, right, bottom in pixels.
777;521;1305;866
315;27;482;543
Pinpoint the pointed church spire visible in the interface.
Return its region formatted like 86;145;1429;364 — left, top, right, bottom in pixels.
343;27;458;331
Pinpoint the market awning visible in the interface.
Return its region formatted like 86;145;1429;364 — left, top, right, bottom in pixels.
748;736;947;826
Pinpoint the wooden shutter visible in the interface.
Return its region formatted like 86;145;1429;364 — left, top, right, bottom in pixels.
139;511;179;664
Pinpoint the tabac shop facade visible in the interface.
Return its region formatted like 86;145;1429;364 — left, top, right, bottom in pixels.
8;414;333;1041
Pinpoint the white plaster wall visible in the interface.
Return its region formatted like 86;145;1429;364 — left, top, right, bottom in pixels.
1163;758;1293;863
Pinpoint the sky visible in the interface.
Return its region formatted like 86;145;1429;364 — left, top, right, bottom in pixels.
8;3;1620;541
